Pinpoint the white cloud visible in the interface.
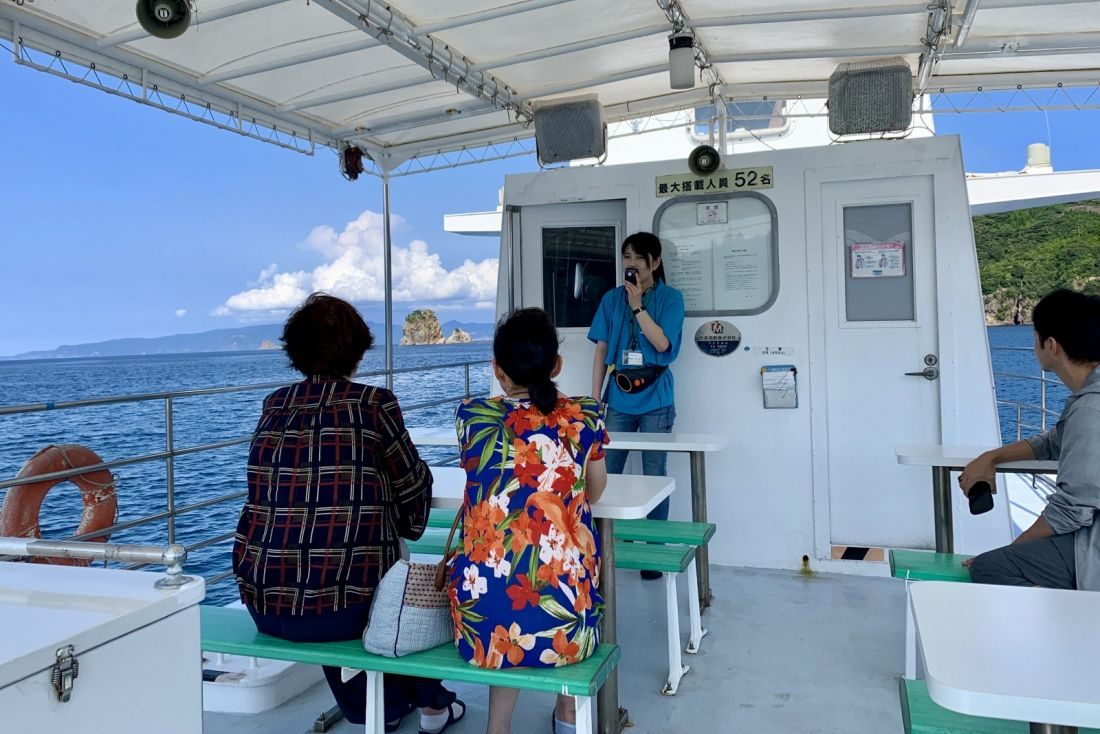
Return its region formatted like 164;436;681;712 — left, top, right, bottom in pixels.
216;210;498;316
475;301;495;310
174;309;187;318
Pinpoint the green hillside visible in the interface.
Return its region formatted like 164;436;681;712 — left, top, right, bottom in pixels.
974;200;1100;323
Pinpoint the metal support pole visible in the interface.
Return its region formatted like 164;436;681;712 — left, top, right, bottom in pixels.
689;451;712;610
165;396;176;545
717;100;728;155
1041;371;1048;432
932;467;954;554
596;517;627;734
382;175;395;391
464;363;471;398
1031;724;1078;734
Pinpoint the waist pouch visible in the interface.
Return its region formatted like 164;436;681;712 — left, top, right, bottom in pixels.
613;365;666;394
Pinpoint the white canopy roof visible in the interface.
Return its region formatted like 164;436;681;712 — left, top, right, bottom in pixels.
3;0;1099;171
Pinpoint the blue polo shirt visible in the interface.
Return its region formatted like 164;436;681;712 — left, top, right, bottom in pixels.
587;280;684;415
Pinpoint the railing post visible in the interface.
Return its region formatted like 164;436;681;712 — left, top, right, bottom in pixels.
1016;403;1022;442
464;363;471;398
165;396;176;545
1040;370;1048;432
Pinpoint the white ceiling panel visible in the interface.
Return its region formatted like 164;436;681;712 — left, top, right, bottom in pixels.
1;0;1094;168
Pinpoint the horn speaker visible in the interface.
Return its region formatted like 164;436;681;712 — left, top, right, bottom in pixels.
687;145;721;176
136;0;192;40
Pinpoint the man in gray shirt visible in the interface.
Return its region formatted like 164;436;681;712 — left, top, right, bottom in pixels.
961;289;1100;589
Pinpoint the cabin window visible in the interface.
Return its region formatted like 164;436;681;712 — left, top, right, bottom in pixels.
842;203;915;321
653;192;779;316
541;225;617;328
692;101;790;142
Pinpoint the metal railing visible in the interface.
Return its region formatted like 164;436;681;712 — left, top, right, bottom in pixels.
0;360;490;590
990;345;1064;441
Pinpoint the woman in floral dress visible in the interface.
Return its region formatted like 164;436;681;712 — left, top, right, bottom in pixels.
451;308;608;734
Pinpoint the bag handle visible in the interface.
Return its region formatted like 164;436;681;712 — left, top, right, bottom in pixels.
433;507;463;592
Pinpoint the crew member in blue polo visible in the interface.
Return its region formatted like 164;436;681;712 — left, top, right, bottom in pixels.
588;231;685;579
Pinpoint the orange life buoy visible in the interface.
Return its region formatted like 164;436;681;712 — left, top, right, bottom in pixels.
0;444;118;566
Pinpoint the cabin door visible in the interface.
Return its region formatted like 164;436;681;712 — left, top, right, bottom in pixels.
817;175;942;550
516;201;627;396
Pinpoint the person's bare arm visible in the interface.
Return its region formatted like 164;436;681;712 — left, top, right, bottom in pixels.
586;455;607;504
959;439;1036;494
592;341;609;401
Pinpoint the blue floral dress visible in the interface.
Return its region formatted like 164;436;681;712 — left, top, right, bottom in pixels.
450;396;608;669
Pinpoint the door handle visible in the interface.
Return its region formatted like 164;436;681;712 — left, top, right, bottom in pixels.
905;366;939;380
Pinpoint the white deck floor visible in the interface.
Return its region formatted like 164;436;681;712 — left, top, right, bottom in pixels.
204;564;908;734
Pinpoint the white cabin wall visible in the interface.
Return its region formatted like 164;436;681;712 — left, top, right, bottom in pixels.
502;136;1001;572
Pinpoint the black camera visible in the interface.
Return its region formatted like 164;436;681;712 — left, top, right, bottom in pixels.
624;267;638;286
968;480;994;515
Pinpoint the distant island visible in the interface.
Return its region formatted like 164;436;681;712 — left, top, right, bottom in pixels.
976;199;1100;324
401;309;472;345
4;317;492;360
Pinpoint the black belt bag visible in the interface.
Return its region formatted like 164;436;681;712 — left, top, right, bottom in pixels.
612;365;666;394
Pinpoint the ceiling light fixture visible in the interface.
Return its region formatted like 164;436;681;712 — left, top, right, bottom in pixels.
669;31;696;90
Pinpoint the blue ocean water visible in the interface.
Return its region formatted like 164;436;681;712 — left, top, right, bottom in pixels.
0;327;1067;605
0;344;492;605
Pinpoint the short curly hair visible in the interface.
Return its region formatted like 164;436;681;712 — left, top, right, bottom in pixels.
281;293;373;378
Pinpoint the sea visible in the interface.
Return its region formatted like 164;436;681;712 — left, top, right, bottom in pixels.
0;327;1066;605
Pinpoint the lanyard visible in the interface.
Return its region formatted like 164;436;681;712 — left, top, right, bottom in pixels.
618;286;653;355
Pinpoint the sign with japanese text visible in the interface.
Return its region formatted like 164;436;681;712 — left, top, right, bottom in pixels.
850;241;905;278
655;166;773;198
694;320;741;357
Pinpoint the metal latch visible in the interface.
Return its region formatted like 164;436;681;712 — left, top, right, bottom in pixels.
50;645;79;703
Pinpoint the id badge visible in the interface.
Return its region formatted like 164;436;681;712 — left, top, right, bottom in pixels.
621;350;644;366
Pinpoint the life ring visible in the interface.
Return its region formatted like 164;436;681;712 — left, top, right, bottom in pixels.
0;444;118;566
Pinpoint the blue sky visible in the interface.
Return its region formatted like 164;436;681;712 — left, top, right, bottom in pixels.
2;57;1099;356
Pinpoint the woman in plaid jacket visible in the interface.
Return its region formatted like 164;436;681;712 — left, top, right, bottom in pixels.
232;293;465;734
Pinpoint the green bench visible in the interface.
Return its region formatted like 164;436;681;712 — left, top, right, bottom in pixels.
411;514;714;696
890;550;975;680
891;549;975;583
201;605;618;734
900;678;1100;734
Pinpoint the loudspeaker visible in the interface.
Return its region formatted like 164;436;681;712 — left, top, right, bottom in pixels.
533;95;606;165
828;57;913;135
136;0;192;40
688;145;721;176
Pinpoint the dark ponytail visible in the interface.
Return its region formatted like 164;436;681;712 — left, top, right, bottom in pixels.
493;308;561;415
623;231;665;282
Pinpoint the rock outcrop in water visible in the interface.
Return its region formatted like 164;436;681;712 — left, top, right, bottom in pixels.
402;310;443;345
444;328;472;344
401;310;473;345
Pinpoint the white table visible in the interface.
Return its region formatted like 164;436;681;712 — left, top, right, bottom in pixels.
896;445;1058;554
413;428;726;608
429;466;675;734
910;581;1100;733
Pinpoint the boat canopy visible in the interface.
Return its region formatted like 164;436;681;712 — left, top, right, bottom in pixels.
2;0;1099;173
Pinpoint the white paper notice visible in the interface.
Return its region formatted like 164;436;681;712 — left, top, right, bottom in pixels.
658;197;774;313
713;229;771;311
665;235;713;311
851;241;905;278
697;202;728;225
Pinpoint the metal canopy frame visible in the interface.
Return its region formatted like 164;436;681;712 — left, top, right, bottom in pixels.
2;0;1098;173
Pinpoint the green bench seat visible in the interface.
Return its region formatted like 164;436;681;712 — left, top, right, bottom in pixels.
893;550;975;679
201;606;618;734
407;533;694;574
900;678;1099;734
890;549;975;582
426;510;714;547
